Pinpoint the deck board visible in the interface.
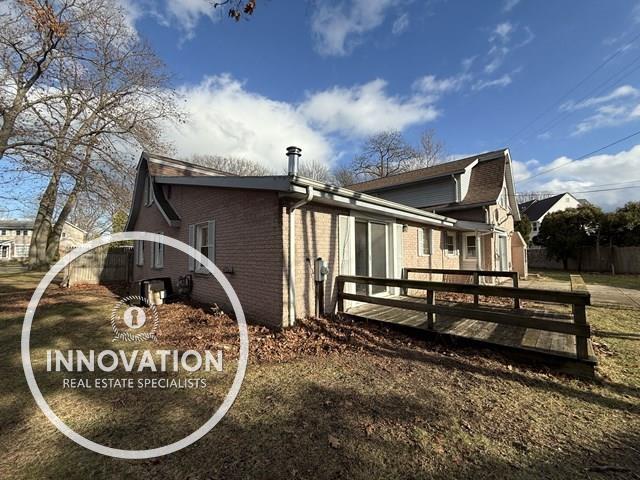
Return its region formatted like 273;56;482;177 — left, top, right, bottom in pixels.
346;295;597;371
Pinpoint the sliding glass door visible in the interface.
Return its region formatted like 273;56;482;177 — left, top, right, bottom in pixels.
354;219;389;295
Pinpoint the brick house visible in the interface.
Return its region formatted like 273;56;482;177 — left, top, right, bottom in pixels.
125;147;524;328
0;219;86;261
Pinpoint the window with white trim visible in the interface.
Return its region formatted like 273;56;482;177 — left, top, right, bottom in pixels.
463;233;477;259
195;221;215;273
153;233;164;269
136;240;144;266
417;227;431;256
445;232;457;256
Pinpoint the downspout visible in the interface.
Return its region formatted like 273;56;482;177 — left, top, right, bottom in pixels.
451;174;459;202
288;186;313;327
286;146;312;328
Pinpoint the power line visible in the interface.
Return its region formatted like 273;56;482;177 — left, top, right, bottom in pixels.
530;52;640;139
505;30;640;144
519;128;640;184
570;185;640;194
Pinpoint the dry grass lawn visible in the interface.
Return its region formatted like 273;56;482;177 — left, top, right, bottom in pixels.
0;272;639;479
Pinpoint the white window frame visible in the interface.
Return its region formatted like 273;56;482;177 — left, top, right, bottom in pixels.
153;232;164;269
462;233;477;260
445;232;457;256
417;227;431;256
136;240;144;266
194;221;215;274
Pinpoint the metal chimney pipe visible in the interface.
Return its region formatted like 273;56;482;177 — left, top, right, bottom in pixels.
286;146;302;176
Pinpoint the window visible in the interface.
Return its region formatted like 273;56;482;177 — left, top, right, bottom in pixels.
135;240;144;266
445;232;457;256
153;233;164;269
15;245;29;257
23;230;29;236
144;176;154;206
191;221;215;274
418;227;431;256
16;230;21;236
463;233;477;259
1;230;6;235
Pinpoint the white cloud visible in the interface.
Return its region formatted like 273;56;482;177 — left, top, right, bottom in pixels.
164;0;218;39
167;75;333;170
502;0;521;12
412;74;470;95
514;145;640;210
492;22;514;42
166;74;443;170
472;74;512;91
310;0;400;56
299;79;439;136
573;103;640;135
391;12;409;35
562;85;639;111
483;22;533;75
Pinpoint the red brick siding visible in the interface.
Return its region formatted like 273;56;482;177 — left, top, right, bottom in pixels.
282;203;348;322
131;186;285;327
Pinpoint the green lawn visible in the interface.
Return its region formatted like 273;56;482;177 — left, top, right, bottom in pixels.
532;269;640;290
0;273;639;479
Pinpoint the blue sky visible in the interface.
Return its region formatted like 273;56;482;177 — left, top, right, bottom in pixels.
92;1;640;209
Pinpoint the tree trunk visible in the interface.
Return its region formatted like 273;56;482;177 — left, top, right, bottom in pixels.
562;258;568;271
29;165;63;269
45;146;93;263
0;88;27;158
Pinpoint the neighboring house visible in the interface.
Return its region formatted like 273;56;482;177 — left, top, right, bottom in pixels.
518;193;583;246
125;148;525;329
0;219;86;261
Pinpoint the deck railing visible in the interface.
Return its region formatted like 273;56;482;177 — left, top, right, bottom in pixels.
335;275;592;360
402;267;519;308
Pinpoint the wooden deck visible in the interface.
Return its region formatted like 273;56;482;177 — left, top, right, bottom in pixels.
345;295;597;375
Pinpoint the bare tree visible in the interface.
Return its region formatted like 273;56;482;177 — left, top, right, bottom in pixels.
298;157;332;182
332;166;357;186
351;130;418;179
516;192;555;203
0;0;94;157
410;129;445;169
211;0;257;21
189;154;273;176
20;0;177;267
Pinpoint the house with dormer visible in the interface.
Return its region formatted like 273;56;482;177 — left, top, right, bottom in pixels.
125;148;526;328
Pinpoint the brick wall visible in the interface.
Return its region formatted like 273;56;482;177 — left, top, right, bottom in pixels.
282;203;348;323
131;185;286;328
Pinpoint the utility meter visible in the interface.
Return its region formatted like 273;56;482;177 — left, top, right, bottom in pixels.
314;257;329;282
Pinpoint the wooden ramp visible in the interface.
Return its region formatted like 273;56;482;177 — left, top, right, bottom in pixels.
349;297;594;357
336;274;597;378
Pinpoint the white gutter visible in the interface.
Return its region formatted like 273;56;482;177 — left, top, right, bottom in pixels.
289;176;458;227
288;185;314;327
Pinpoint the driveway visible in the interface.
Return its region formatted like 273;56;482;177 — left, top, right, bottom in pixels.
522;272;640;309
